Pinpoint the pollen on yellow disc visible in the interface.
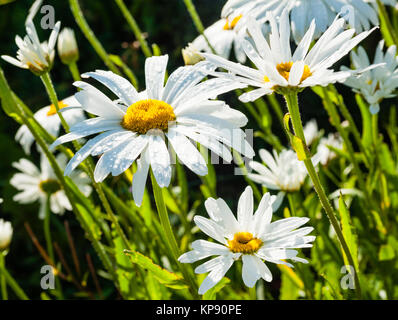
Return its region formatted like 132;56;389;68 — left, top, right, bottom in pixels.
223;14;243;30
47;100;69;116
227;232;263;254
121;99;176;134
276;62;312;83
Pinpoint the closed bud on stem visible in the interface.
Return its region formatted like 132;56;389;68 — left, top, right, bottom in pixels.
57;28;79;65
182;43;204;66
0;219;12;252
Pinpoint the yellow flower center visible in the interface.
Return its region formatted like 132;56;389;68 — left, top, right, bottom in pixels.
47;100;69;116
121;99;176;134
227;232;262;254
276;62;312;82
39;179;61;194
223;15;243;30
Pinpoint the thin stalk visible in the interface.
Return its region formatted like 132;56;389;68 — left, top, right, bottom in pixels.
377;0;398;46
328;85;371;167
0;253;8;300
69;0;120;74
150;170;199;298
114;0;152;57
0;262;29;300
287;193;297;217
44;196;55;266
40;72;70;133
68;61;81;81
181;0;216;53
372;113;379;147
284;91;361;298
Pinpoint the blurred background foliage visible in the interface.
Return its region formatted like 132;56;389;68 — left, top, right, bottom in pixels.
0;0;394;299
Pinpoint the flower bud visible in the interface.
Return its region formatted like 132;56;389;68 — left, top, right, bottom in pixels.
0;219;12;252
182;43;204;66
57;28;79;65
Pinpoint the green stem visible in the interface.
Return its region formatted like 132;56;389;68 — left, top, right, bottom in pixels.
114;0;152;57
44;196;55;265
40;72;70;133
284;91;362;298
150;170;199;298
287;193;297;217
372;113;379;147
328;85;371;167
69;0;120;74
0;253;8;300
181;0;216;53
68;61;81;82
0;261;29;300
377;0;398;46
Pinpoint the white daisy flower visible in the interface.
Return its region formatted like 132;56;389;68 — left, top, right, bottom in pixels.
0;219;13;252
50;55;254;206
57;27;79;65
191;12;248;63
222;0;386;42
303;119;320;145
191;1;270;64
16;96;85;154
317;133;343;166
247;148;317;195
1;18;60;75
10;154;92;219
203;9;376;102
342;40;398;114
178;186;315;294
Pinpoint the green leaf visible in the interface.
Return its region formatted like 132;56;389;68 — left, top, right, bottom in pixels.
339;195;359;271
378;244;395;261
202;277;230;300
124;250;188;290
279;271;300;300
0;67;22;122
114;236;133;298
355;94;372;150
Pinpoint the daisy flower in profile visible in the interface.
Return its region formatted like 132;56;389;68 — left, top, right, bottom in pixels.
203;9;376;102
50;55;254;206
317;133;343;166
10;154;92;219
190;1;269;64
16;96;85;154
1;10;60;75
191;12;248;63
247;148;319;202
342;41;398;114
0;219;13;252
178;186;315;294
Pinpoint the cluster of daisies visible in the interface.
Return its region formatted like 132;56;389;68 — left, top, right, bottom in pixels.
1;0;397;294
